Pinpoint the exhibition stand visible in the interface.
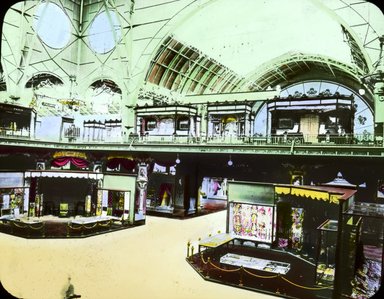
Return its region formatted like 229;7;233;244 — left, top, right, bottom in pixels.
186;181;381;299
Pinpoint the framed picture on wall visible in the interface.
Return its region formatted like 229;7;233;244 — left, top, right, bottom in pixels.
291;175;303;186
138;164;148;182
36;162;45;170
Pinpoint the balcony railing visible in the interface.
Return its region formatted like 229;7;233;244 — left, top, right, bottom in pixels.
0;127;32;139
132;133;383;147
1;130;383;148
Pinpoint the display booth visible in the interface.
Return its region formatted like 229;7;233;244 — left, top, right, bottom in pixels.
207;101;254;142
227;182;276;245
100;173;137;224
83;120;105;142
0;168;141;238
0;102;36;138
342;202;383;298
60;116;80;142
197;176;228;212
187;181;364;299
135;104;200;142
146;167;192;215
104;119;122;142
267;94;355;144
146;172;176;214
0;172;29;219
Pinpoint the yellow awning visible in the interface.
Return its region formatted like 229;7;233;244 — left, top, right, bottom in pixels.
275;186;341;204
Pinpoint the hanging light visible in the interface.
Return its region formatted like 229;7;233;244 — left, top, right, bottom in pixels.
175;154;181;164
227;155;233;166
358;88;365;96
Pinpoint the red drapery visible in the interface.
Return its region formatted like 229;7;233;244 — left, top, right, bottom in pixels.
51;157;89;168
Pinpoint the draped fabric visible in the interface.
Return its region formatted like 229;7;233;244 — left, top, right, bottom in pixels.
106;158;137;170
51;157;89;168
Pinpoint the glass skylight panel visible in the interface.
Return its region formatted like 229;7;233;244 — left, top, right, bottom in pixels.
88;10;122;54
34;2;71;49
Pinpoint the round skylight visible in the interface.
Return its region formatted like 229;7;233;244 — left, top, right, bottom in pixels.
88;10;122;54
34;2;71;49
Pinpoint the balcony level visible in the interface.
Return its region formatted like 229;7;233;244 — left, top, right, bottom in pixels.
1;134;384;158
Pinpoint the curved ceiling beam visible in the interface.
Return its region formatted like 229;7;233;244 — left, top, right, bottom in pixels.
309;0;377;73
242;51;364;87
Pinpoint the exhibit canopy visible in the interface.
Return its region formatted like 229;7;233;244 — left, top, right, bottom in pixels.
24;170;103;180
275;185;356;204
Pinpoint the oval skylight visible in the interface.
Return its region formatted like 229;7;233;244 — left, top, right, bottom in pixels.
34;2;71;49
88;10;122;54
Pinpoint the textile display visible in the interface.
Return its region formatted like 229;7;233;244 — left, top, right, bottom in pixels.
51;157;89;168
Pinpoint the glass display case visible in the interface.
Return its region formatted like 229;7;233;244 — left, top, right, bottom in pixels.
315;217;362;290
316;219;338;285
339;215;362;295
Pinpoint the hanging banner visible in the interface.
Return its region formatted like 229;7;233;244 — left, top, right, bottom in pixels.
52;151;87;159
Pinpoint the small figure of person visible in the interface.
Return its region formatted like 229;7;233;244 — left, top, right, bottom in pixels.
64;277;81;299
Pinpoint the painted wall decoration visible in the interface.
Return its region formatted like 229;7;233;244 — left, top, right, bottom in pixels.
229;202;274;243
290;207;304;250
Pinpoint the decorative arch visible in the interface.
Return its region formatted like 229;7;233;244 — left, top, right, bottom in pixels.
25;73;64;88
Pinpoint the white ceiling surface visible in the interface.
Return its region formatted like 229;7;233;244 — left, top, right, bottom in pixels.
172;0;354;77
132;0;384;85
320;0;384;67
0;0;383;116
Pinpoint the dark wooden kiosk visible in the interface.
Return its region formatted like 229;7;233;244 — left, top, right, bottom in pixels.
186;181;380;299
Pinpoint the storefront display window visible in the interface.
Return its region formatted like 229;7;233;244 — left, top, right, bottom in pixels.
201;177;227;199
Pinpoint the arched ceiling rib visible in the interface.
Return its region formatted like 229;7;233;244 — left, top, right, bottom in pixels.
145;36;247;95
0;0;382;112
144;35;366;106
141;0;382;105
240;52;365;91
320;0;384;69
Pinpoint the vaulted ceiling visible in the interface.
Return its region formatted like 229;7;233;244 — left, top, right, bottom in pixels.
0;0;383;117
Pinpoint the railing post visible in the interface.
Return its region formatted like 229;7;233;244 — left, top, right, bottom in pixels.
239;266;244;286
206;257;210;278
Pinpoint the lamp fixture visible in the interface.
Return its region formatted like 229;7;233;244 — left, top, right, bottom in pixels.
358;88;365;96
175;154;181;164
227;155;233;166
